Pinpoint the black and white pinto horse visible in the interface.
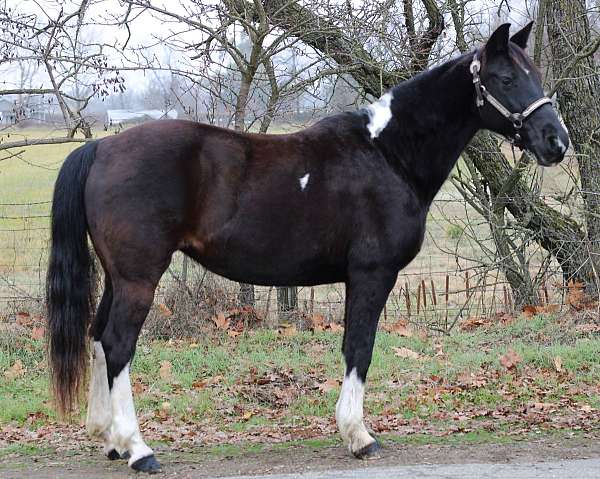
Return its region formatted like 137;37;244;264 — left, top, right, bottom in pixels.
46;23;569;473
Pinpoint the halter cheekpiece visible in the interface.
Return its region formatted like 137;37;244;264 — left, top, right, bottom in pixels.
470;50;553;146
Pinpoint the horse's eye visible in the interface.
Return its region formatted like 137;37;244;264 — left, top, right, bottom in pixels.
502;76;513;86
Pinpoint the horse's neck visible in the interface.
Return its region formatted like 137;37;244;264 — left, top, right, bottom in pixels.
377;52;480;204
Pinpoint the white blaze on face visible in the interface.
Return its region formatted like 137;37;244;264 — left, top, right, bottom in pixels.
557;137;567;154
299;173;310;190
335;367;375;453
110;362;153;466
366;92;393;139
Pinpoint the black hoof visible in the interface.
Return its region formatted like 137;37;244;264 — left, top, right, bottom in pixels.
353;440;382;460
106;449;120;461
107;449;130;461
131;454;162;474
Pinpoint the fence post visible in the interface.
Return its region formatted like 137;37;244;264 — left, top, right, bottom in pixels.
277;286;298;317
238;283;255;306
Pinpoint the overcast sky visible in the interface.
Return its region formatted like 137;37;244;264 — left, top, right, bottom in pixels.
1;0;537;97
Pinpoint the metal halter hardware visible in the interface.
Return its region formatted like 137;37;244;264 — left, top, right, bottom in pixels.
470;51;553;145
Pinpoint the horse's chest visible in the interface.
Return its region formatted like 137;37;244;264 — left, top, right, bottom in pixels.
391;218;426;268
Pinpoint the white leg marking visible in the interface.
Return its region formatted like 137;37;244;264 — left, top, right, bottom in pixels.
86;342;113;451
299;173;310;190
336;367;375;454
366;92;393;139
110;362;153;466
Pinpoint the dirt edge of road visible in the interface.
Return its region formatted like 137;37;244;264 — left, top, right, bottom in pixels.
3;432;600;478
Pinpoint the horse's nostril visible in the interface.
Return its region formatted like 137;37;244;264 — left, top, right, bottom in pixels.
548;135;566;154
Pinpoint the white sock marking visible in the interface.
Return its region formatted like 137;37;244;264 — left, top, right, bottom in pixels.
299;173;310;190
366;92;393;139
110;362;153;466
336;367;375;453
86;342;112;440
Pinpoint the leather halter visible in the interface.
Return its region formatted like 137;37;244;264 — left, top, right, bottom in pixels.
470;50;553;146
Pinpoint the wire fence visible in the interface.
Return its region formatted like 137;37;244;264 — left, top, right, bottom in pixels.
0;129;593;334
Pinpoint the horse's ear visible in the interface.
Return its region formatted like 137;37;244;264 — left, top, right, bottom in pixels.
510;21;534;49
485;23;511;56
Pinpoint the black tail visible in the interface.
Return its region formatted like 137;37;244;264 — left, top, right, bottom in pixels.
46;141;98;415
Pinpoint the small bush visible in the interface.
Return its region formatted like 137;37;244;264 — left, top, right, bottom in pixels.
446;223;464;240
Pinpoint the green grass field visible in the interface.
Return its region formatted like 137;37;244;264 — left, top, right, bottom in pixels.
2;313;600;454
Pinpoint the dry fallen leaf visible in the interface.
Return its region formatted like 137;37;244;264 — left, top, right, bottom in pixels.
530;402;555;412
309;314;326;332
4;359;25;379
159;360;173;381
541;304;560;313
212;312;230;330
15;311;32;326
31;326;45;341
132;378;146;395
393;347;421;360
499;348;522;371
327;323;344;333
553;356;564;373
567;280;586;310
382;319;412;337
317;378;339;394
459;316;487;331
241;411;254;421
522;305;537;318
278;323;297;337
157;303;173;317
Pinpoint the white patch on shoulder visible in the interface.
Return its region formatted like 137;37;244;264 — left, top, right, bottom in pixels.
366;92;393;139
299;173;310;190
335;367;375;453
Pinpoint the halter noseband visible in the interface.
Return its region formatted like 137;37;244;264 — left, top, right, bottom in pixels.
470;50;552;146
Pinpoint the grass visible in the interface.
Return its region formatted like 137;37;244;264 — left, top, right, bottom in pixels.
2;314;600;438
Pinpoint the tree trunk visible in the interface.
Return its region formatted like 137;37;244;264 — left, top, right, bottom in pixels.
235;72;256;306
465;133;592;284
546;0;600;290
234;73;252;132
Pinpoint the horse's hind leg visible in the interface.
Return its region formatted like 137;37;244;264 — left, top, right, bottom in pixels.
86;275;129;460
100;275;165;473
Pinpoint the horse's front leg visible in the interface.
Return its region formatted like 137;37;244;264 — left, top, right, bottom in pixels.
337;266;397;459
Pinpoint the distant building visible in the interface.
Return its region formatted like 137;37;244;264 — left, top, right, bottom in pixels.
0;99;15;124
105;109;178;127
0;98;53;124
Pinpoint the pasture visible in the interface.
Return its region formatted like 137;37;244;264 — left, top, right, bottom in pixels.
3;312;600;474
0;127;575;328
0;125;593;473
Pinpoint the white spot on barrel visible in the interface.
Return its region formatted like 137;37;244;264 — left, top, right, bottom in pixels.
299;173;310;190
366;92;393;139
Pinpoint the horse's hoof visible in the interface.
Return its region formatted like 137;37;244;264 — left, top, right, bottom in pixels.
106;449;121;461
131;454;162;474
353;440;381;460
107;449;130;461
